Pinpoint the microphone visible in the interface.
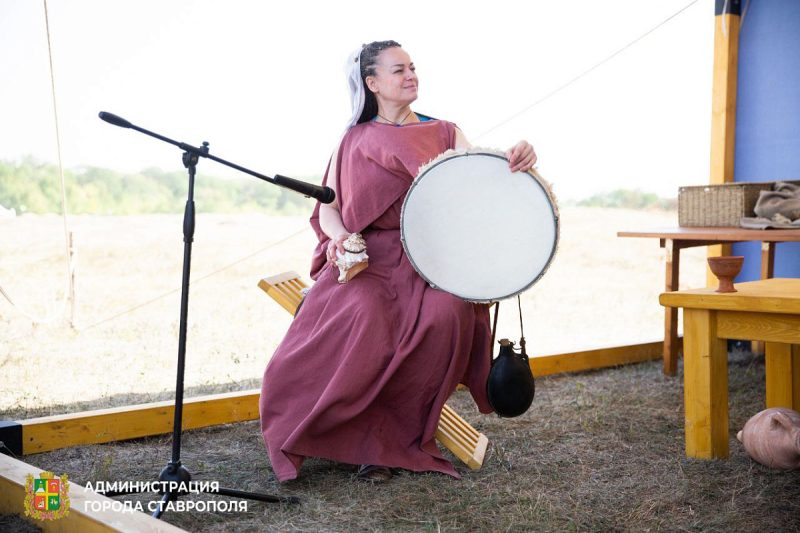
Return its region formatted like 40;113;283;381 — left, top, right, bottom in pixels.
98;111;133;129
274;174;336;204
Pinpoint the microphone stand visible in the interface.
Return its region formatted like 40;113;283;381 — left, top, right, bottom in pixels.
96;112;324;518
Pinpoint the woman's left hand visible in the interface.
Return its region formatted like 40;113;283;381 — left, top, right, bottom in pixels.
506;141;537;173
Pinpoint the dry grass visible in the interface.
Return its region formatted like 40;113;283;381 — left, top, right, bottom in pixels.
15;351;800;532
7;209;796;531
1;208;708;417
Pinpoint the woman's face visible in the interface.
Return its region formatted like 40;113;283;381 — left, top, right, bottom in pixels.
365;47;418;107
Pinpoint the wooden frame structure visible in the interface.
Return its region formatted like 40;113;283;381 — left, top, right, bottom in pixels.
706;0;741;278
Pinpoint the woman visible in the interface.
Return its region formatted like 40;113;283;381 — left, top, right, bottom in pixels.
260;40;537;482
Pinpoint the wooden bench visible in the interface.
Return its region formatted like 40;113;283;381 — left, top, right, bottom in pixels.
258;271;488;469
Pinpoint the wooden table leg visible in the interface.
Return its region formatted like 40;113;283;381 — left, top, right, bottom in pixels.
795;345;800;411
752;242;777;355
664;239;680;376
765;342;800;411
760;241;776;279
683;308;729;459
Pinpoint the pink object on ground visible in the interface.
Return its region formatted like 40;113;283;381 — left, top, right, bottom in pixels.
737;408;800;470
259;120;493;481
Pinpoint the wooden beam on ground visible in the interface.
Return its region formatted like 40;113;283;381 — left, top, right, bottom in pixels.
19;390;259;455
530;340;664;377
8;341;664;456
0;453;185;532
707;0;742;282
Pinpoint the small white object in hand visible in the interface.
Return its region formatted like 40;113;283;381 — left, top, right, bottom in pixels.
336;233;369;283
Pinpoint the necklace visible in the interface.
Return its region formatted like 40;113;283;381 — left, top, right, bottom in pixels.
377;110;413;126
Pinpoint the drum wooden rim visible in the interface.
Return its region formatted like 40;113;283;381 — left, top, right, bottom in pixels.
400;149;559;303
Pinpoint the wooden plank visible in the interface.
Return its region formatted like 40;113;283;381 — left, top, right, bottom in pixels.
664;239;680;375
257;280;300;316
435;405;486;470
660;278;800;314
20;388;497;471
683;308;729;459
14;340;666;457
0;453;185;532
618;228;800;242
529;340;663;377
760;242;776;279
709;10;740;188
752;242;778;354
258;272;308;316
287;279;306;293
765;343;796;409
440;407;478;446
12;267;679;460
706;2;740;285
261;271;305;286
716;312;800;344
794;345;800;411
21;390;259;455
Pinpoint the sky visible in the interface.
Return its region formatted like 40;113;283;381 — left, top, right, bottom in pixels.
0;0;714;200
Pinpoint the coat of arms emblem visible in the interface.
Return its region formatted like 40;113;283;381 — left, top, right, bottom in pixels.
24;471;70;521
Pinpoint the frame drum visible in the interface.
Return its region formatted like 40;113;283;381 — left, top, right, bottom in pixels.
400;149;558;303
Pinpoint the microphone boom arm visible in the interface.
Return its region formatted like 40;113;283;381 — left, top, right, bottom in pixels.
98;111;335;204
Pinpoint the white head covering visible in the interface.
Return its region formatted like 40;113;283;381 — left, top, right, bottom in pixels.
344;45;365;129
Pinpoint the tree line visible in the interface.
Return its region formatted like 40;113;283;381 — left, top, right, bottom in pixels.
0;158;678;215
0;158;317;215
575;188;677;210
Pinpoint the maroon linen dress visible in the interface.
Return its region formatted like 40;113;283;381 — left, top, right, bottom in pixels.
259;119;493;481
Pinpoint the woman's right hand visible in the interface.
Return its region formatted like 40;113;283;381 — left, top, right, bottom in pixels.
326;233;350;263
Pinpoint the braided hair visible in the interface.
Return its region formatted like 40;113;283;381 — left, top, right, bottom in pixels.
357;40;402;124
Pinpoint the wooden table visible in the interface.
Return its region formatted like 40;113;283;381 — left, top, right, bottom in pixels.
660;278;800;459
618;227;800;375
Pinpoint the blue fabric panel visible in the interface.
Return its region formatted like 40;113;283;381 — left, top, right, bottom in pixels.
732;0;800;281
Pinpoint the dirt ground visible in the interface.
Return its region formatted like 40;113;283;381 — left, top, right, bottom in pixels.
1;208;708;417
3;210;798;531
12;352;800;532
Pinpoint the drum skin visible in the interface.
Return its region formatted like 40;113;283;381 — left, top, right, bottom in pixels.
401;149;559;303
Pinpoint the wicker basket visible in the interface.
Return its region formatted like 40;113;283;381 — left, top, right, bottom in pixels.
679;182;776;227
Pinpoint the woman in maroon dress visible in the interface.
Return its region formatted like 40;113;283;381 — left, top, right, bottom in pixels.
260;41;537;482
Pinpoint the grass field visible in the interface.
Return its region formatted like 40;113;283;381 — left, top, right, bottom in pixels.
1;207;708;417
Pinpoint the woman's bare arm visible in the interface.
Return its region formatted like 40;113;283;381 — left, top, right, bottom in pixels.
318;141;351;261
